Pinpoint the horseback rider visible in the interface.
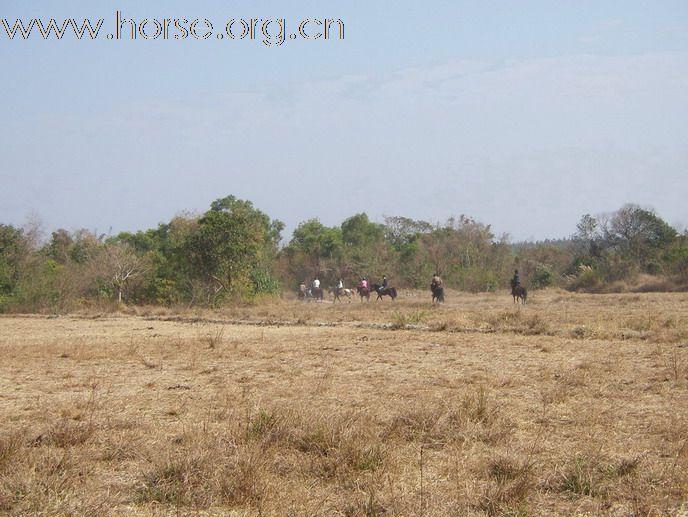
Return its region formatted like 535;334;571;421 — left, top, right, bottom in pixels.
511;269;520;288
381;275;388;290
336;278;344;295
510;269;527;304
431;272;444;302
359;277;368;289
312;277;320;290
431;272;442;289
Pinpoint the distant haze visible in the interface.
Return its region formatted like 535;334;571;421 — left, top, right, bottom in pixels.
1;0;686;242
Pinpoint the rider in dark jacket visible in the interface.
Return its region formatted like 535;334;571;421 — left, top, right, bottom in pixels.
512;270;520;287
381;275;388;289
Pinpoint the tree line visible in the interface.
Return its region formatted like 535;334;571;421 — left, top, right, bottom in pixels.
1;197;686;311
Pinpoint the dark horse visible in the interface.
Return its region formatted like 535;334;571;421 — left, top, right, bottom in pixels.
510;279;527;305
370;283;397;301
356;285;370;302
431;283;444;303
309;287;324;302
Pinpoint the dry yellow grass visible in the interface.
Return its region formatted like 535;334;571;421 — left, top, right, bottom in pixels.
1;289;687;516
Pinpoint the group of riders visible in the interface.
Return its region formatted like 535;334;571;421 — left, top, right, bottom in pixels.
299;275;390;300
297;269;525;303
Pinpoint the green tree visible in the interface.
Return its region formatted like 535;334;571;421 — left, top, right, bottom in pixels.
666;233;688;281
340;213;392;281
0;225;27;308
283;219;343;286
183;196;282;304
384;216;434;287
604;204;677;273
567;205;680;289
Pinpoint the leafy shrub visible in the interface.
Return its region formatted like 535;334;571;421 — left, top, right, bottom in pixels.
531;264;554;289
250;269;280;295
567;265;602;292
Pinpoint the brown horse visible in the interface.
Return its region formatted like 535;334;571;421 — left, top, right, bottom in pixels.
308;287;324;302
356;285;370;302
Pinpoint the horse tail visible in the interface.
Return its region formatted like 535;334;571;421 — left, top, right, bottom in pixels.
390;287;397;299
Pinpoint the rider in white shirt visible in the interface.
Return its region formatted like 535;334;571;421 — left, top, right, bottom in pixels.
312;278;320;289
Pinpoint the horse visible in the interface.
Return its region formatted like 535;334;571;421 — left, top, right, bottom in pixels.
309;286;324;302
297;284;307;300
510;279;527;304
370;283;397;301
329;287;353;303
431;283;444;303
356;285;370;302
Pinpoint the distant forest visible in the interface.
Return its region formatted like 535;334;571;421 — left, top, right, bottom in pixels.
1;196;686;311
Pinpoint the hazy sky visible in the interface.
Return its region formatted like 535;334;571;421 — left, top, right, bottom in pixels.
1;0;687;242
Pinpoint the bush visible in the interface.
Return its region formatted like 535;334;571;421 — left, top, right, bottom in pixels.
250;269;280;295
153;278;181;306
531;264;554;289
0;294;13;313
454;268;500;293
567;265;602;292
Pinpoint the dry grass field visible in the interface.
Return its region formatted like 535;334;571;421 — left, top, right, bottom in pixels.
1;289;687;516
